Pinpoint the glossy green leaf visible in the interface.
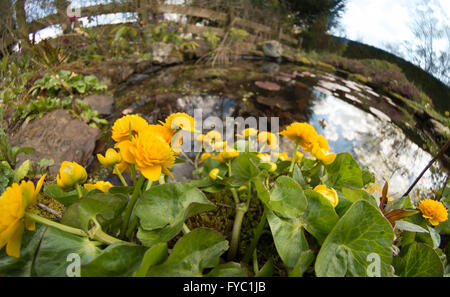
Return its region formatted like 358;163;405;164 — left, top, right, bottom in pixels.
136;183;216;246
62;192;127;232
228;153;260;187
289;250;315;277
341;187;378;208
268;176;307;219
315;200;395;277
303;190;339;244
292;164;308;188
81;243;148;276
0;225;46;277
267;208;309;269
44;184;80;206
255;258;274;277
34;227;101;276
13;160;31;183
133;243;168;277
148;228;229;276
206;262;248;277
324;153;363;190
393;242;444;277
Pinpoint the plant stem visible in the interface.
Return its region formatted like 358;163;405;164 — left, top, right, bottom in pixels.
24;212;87;237
289;144;299;174
120;174;145;238
75;183;83;199
114;165;128;187
243;207;268;263
130;164;137;185
253;249;259;274
181;151;196;166
182;223;191;234
227;202;248;261
403;138;450;197
145;180;153;191
37;203;62;219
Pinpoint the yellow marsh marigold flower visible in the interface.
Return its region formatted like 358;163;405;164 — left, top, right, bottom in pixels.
236;128;258;138
0;174;46;258
257;153;272;163
295;151;304;163
97;148;122;168
57;161;87;190
213;148;240;163
209;168;220;181
314;185;339;208
160;113;198;133
84;181;114;193
145;125;175;144
199;153;212;165
112;115;149;143
311;143;336;165
257;131;278;150
268;162;277;173
276;152;291;162
280;122;318;151
129;129;176;181
418;199;448;226
204;131;222;144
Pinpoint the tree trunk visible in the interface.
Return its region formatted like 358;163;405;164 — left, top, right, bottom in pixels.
0;0;14;55
14;0;27;40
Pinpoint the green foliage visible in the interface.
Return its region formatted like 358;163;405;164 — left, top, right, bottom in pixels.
145;21;184;45
109;25;137;58
33;70;107;97
0;128;36;194
202;30;221;50
136;183;216;246
315;200;395;276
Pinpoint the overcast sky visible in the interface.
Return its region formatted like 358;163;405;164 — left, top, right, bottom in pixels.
335;0;450;52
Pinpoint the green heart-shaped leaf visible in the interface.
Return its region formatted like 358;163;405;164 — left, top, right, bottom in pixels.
136;183;216;246
393;242;444;277
81;243;148;277
315;200;394;277
34;227;101;276
147;228;229;276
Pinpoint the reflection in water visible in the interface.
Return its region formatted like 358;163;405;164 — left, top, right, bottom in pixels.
308;90;446;200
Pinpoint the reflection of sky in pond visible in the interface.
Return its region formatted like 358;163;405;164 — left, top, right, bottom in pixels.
308;89;445;200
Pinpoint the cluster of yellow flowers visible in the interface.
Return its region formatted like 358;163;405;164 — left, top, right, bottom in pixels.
109;113;197;182
0;175;46;258
280;122;336;165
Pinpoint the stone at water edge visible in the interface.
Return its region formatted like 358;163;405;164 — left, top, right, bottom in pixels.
83;94;114;116
150;42;183;64
9;109;100;175
262;40;283;59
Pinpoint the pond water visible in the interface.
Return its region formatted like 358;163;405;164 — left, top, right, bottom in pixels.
115;60;448;201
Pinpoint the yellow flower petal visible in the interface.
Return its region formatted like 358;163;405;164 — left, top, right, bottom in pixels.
6;221;24;258
140;165;163;182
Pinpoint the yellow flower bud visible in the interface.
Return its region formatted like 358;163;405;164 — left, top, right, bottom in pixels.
295;151;304;163
199;153;212;165
314;185;339;208
238;185;248;192
257;153;271;163
97;148;123;168
84;181;114;193
209;168;220;181
57;161;87;190
268;162;277;173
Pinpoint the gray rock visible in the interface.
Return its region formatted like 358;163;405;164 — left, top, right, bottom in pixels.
262;40;283;59
126;73;150;85
83;94;114;116
151;42;183;64
10;109;100;175
169;162;195;183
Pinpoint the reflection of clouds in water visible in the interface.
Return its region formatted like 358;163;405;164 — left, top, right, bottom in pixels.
308;92;444;199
